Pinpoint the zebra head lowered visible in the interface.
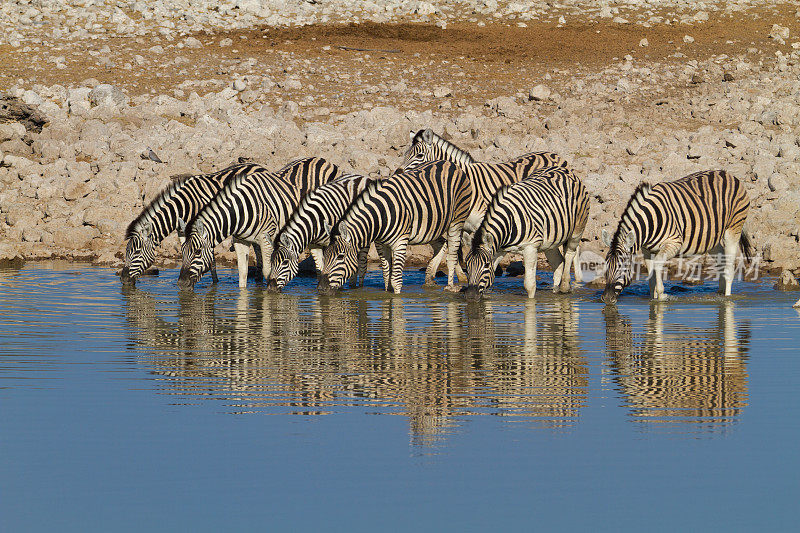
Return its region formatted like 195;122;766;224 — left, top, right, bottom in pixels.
178;221;214;289
120;221;158;284
601;227;637;305
269;233;302;292
319;221;359;294
463;228;498;300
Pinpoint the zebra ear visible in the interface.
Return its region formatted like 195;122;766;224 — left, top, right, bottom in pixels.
323;221;333;236
422;128;434;143
279;232;290;248
177;218;187;235
409;130;417;142
139;221;152;239
624;230;636;249
337;221;351;243
483;232;495;249
601;229;612;247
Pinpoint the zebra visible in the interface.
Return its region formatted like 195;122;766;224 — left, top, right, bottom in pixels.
268;173;375;292
395;128;582;283
463;166;590;300
178;157;340;289
601;169;752;304
319;160;472;294
120;163;268;284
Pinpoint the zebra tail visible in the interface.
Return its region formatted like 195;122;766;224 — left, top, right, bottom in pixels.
739;229;754;261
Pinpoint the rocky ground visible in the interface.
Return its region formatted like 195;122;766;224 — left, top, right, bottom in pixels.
0;1;799;278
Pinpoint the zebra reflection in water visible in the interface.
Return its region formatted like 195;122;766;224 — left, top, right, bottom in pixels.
122;288;588;444
603;302;749;430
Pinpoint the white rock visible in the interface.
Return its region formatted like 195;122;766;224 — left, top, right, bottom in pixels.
683;35;695;44
529;84;551;101
639;38;649;47
184;37;202;48
88;84;129;108
770;24;790;42
432;86;452;98
768;173;789;192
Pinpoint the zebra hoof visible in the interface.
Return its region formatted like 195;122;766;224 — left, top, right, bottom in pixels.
443;284;463;293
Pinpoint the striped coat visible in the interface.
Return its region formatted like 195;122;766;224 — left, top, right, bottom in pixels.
464;166;590;299
269;173;374;291
178;157;340;288
396;128;572;283
120;163;267;284
601;169;752;303
320;160;472;294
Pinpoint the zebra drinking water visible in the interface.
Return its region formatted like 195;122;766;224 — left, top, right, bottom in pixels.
463;166;590;299
120;163;268;284
268;173;375;291
601;169;752;304
178;157;340;289
395;128;579;283
319;160;472;294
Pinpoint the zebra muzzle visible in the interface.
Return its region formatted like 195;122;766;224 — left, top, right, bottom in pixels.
463;285;483;301
601;287;618;305
266;279;281;293
119;267;136;285
177;269;198;289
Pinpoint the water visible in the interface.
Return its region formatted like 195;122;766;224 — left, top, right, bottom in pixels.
1;263;799;531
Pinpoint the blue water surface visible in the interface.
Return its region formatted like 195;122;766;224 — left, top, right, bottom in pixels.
1;263;798;532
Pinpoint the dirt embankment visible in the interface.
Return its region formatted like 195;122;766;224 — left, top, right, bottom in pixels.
1;5;799;275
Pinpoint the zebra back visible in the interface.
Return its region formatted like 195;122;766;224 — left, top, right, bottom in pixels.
187;157;339;247
276;173;374;253
398;128;568;217
125;163;267;243
610;169;750;257
474;166;589;252
334;160;472;249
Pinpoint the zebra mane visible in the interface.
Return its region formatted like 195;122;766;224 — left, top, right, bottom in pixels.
331;178;381;238
185;166;265;236
413;128;475;165
609;181;652;251
125;173;198;239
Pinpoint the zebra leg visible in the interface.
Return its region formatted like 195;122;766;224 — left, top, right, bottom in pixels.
571;244;583;284
311;247;324;278
444;223;466;291
376;244;392;291
210;255;219;284
253;242;264;272
232;240;250;288
258;237;273;285
560;240;580;293
651;245;679;300
355;247;369;288
544;248;565;293
425;238;447;286
719;230;740;296
522;245;539;299
389;238;408;294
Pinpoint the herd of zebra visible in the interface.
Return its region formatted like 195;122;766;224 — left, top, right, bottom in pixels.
119;128;756;304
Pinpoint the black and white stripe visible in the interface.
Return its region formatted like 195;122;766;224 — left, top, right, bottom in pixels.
269;173;375;291
178;157;340;288
120;163;267;284
320;160;472;294
464;166;590;299
396;128;572;282
601;169;752;303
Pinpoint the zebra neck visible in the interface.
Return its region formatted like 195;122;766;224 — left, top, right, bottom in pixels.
343;216;377;250
431;136;475;169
